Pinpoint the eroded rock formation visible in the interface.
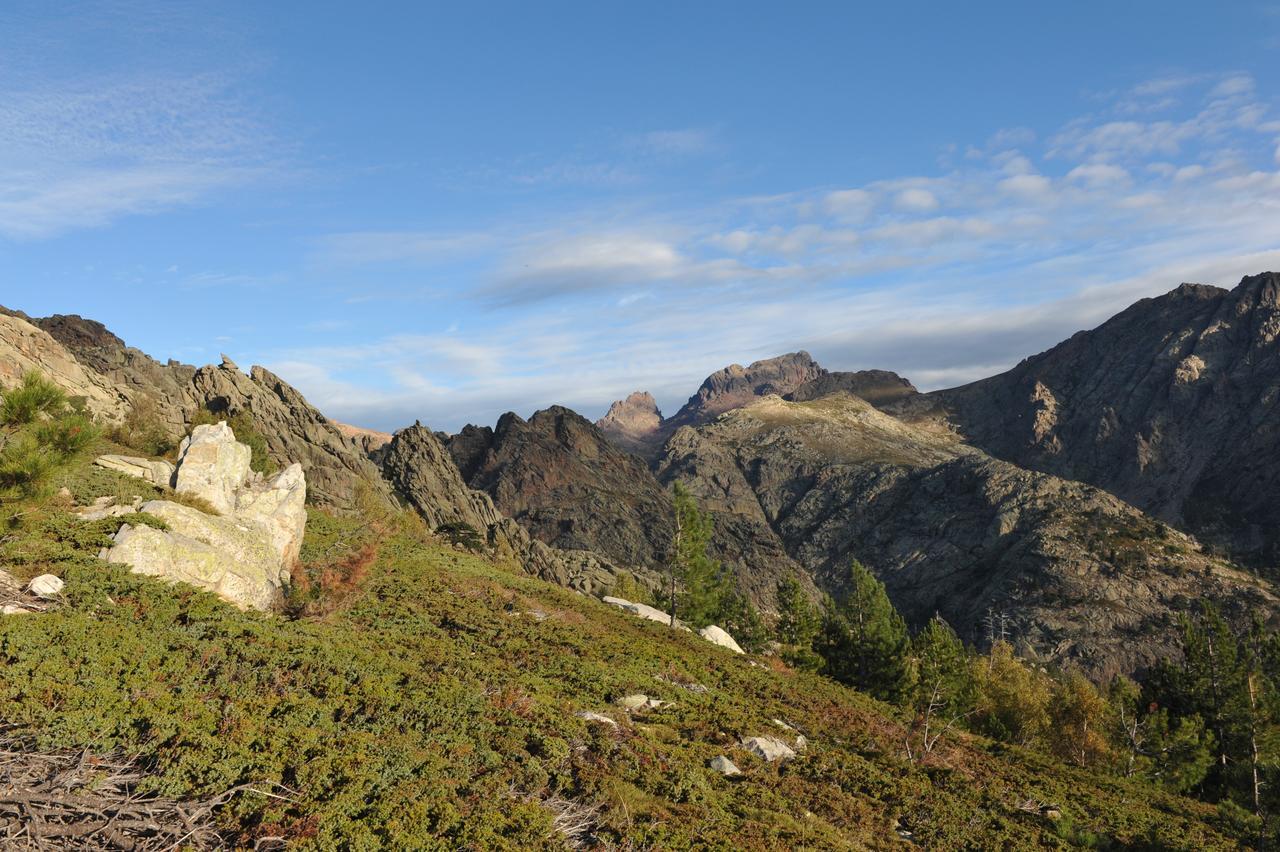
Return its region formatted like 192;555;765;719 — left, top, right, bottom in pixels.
101;423;306;611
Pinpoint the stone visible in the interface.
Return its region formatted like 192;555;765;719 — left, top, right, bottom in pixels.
709;756;741;776
740;736;796;763
101;425;308;611
576;711;618;728
615;694;669;712
174;422;252;514
2;605;31;615
26;574;64;599
94;455;176;487
0;569;17;593
105;509;284;612
699;624;744;654
794;735;809;752
601;596;687;629
235;463;307;571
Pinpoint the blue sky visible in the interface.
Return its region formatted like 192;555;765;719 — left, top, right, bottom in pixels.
3;1;1279;431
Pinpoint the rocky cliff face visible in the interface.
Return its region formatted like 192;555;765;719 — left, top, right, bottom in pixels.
188;357;394;511
0;313;131;424
923;272;1280;569
786;369;918;407
19;313;196;438
597;352;826;457
382;423;640;595
447;406;676;574
657;393;1276;679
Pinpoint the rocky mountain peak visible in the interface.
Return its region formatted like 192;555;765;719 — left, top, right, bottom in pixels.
674;351;826;424
596;391;663;455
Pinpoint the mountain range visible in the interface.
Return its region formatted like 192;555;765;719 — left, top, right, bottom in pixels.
2;271;1278;681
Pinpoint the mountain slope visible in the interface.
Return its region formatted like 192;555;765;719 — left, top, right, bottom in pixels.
657;393;1277;679
921;272;1280;568
0;456;1251;849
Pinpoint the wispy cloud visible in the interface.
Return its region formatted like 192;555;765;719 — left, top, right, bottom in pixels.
0;16;273;241
268;71;1280;431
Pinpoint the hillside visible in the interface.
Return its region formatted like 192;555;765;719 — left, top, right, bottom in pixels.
0;445;1252;849
917;272;1280;569
656;393;1276;679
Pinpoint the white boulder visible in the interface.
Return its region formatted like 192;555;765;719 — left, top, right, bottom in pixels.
601;596;688;629
26;574;64;600
740;735;797;763
99;422;306;611
699;624;744;654
174;422;252;514
709;756;741;776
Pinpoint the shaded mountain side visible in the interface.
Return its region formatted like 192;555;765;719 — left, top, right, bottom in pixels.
446;405;815;609
598;351;825;457
786;369;918;407
917;272;1280;569
382;422;644;595
447;407;675;574
657;393;1278;681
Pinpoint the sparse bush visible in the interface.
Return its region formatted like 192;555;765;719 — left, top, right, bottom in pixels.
0;373;100;500
437;521;483;551
108;394;177;457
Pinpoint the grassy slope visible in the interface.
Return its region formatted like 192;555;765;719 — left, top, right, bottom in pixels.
0;453;1249;850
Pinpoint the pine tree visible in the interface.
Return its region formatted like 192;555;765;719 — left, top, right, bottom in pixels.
908;614;976;756
815;561;912;703
776;576;823;671
667;482;724;629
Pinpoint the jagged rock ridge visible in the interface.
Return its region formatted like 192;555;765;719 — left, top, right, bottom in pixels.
597;352;825;457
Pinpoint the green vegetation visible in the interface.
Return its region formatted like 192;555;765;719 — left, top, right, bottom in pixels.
107;393;178;458
0;372;99;503
815;560;913;703
0;445;1255;848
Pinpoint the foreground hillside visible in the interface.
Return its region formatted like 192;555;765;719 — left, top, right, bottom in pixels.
0;453;1250;849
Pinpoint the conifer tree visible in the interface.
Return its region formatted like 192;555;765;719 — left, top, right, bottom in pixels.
667;482;724;628
815;561;912;702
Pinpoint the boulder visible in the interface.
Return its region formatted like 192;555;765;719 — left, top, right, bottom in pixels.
576;711;619;729
101;424;307;611
601;596;686;629
699;624;744;654
94;455;175;487
174;423;251;514
104;513;283;611
26;574;64;600
615;694;670;712
235;463;307;571
709;756;741;777
739;736;796;763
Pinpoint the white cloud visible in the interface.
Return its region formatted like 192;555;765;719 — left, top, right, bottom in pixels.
894;187;940;212
998;173;1053;198
1066;163;1131;187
